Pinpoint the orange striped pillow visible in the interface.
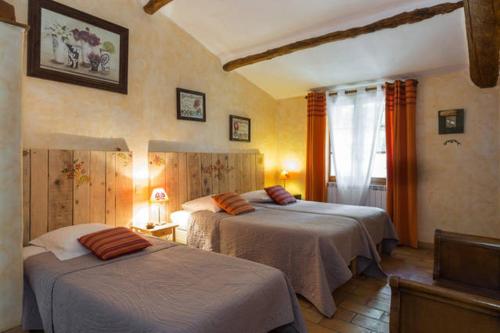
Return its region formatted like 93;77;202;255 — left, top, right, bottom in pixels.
78;227;152;260
265;185;297;205
212;192;255;215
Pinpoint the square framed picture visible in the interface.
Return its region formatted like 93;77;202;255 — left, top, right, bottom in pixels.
438;109;464;134
27;0;129;94
229;115;251;142
176;88;206;122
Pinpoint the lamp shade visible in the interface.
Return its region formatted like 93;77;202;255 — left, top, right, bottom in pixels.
279;170;290;180
150;187;168;202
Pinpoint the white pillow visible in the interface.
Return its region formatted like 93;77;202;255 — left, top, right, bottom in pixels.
22;246;47;260
30;223;111;261
170;210;192;230
240;190;273;203
181;195;221;213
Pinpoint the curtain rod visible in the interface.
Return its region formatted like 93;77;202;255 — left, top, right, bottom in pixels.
304;85;384;99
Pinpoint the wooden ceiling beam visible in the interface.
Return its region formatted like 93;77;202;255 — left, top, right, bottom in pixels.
143;0;174;15
223;1;464;72
463;0;499;88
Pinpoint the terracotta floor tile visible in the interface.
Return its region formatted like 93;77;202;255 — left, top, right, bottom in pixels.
320;318;371;333
352;314;389;333
339;300;384;320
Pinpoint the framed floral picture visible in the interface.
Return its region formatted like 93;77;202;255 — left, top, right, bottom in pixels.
229;115;251;142
27;0;129;94
177;88;206;122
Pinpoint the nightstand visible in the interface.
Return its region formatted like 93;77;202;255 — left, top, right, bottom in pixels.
293;194;302;200
130;223;178;242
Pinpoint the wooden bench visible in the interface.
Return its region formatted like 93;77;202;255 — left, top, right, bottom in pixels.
433;229;500;293
389;276;500;333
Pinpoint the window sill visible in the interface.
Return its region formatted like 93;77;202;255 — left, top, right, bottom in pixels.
327;182;387;191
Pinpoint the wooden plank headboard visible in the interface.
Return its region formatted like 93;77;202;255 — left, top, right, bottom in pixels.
148;152;264;215
22;149;133;245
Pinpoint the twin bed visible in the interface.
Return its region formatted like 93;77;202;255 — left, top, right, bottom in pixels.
22;149;398;332
184;197;398;316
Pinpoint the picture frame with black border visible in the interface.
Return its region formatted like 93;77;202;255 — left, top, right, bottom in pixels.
229;115;251;142
176;88;206;122
438;109;464;134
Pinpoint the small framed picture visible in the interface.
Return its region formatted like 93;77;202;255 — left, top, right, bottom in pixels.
438;109;464;134
176;88;206;122
229;115;251;142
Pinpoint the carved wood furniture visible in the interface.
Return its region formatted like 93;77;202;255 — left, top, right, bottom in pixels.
389;276;500;333
434;229;500;293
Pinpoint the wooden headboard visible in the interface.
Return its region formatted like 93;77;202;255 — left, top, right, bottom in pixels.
148;152;264;215
22;149;133;245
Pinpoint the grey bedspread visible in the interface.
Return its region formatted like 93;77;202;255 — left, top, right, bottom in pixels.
254;200;399;253
187;208;385;317
23;238;306;333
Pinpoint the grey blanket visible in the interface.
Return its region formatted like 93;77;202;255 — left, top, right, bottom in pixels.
254;200;399;253
23;238;306;333
187;207;385;317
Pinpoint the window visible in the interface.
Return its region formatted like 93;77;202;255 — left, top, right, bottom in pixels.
328;91;386;185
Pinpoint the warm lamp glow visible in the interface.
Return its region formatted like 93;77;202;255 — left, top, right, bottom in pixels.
279;169;290;180
150;188;168;202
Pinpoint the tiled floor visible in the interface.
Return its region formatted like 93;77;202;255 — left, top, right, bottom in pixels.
5;246;433;333
301;246;434;333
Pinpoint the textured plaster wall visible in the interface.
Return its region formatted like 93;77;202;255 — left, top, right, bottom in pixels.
416;70;500;242
0;22;24;331
11;0;279;226
276;97;307;196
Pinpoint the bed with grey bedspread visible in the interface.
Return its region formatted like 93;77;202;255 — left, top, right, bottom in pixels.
187;207;390;317
253;200;399;253
23;238;306;333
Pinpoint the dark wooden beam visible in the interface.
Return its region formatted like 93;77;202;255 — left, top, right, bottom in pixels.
464;0;499;88
223;1;464;72
143;0;174;15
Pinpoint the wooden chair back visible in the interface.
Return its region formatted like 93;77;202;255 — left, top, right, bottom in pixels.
433;229;500;291
389;276;500;333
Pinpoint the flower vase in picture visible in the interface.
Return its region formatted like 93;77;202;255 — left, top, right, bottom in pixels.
46;23;71;64
51;35;67;63
88;52;101;72
72;28;101;67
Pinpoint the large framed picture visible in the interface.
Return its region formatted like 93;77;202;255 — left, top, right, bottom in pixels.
438;109;464;134
27;0;129;94
229;115;251;142
177;88;206;122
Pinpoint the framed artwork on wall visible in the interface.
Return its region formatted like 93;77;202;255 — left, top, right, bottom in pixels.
176;88;206;122
438;109;464;134
229;115;251;142
27;0;129;94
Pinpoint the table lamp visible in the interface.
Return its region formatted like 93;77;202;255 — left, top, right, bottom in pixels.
279;169;290;189
150;187;168;226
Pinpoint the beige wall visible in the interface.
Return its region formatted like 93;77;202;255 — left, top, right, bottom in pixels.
276;97;307;196
416;70;500;242
0;22;25;331
275;69;500;243
11;0;279;226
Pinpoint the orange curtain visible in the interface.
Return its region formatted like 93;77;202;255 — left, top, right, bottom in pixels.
305;92;327;202
385;80;418;248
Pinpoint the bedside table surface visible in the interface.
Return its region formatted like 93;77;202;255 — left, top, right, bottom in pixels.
132;223;178;232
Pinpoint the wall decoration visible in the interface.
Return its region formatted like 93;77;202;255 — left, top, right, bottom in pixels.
229;115;251;142
176;88;206;122
27;0;129;94
61;158;90;187
438;109;464;134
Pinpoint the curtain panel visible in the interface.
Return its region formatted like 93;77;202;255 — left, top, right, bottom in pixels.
305;92;327;202
327;87;385;205
385;79;418;248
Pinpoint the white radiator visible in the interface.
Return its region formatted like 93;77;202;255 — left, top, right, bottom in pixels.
327;182;387;210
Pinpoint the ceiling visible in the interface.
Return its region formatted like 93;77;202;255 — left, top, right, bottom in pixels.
162;0;468;99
